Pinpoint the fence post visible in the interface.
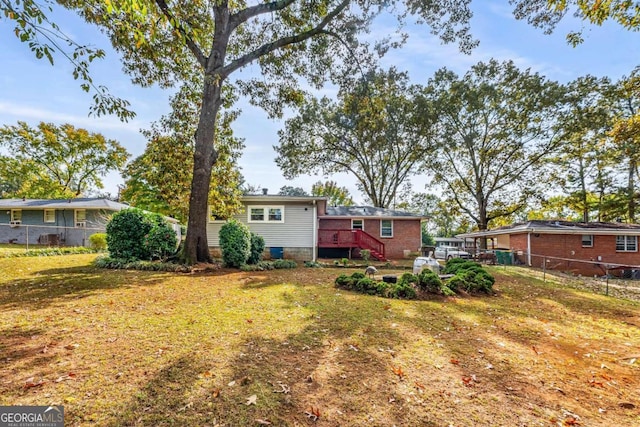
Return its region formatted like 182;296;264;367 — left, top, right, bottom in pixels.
605;269;609;296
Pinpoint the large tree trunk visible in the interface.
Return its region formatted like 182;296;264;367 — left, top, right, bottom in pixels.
182;79;223;264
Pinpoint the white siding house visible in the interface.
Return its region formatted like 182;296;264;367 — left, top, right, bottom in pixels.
207;195;326;261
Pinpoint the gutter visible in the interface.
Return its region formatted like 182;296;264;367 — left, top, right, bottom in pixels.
312;200;318;262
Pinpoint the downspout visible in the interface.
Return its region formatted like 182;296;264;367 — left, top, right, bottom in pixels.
312;200;317;262
527;232;532;266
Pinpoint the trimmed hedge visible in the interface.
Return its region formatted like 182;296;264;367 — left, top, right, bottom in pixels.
106;209;177;261
219;219;251;268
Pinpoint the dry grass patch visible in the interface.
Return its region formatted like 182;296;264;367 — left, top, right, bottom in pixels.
1;256;639;426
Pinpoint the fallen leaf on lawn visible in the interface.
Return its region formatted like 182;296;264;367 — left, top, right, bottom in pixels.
54;373;77;383
563;416;581;426
201;371;213;378
588;378;605;388
461;376;475;387
600;373;612;381
64;343;79;350
304;406;321;422
255;419;272;425
531;345;540;355
272;382;290;394
24;377;46;389
245;394;257;405
212;389;220;398
228;380;236;387
246;319;253;323
383;304;391;310
414;381;426;391
450;358;460;365
392;366;405;379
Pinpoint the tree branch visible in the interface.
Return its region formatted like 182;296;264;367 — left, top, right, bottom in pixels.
154;0;207;68
221;0;351;78
229;0;297;30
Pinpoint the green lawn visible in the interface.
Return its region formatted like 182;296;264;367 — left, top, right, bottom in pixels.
1;255;639;426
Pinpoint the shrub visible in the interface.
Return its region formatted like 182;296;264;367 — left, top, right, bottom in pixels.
106;209;176;261
335;274;353;289
389;282;417;299
445;267;495;294
304;261;323;268
94;256;190;272
89;233;108;250
360;249;371;262
443;259;482;275
219;219;251;268
398;272;418;286
247;233;265;265
355;277;379;295
143;214;178;260
351;272;366;280
417;270;442;293
273;259;297;269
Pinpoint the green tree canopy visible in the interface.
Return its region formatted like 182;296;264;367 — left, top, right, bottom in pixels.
418;60;567;232
311;180;354;206
276;67;437;208
0;121;129;198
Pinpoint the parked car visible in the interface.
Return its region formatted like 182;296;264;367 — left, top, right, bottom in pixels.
434;246;471;260
412;256;442;275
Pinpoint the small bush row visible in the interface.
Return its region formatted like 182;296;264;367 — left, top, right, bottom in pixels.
93;256;191;272
0;246;98;258
334;260;495;299
239;259;297;271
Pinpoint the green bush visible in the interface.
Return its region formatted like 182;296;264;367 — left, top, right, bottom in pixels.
389;282;417;299
355;277;379;295
360;249;371;262
219;219;251;268
443;259;482;275
273;259;297;269
351;272;366;280
417;270;442;293
94;256;190;272
89;233;108;250
398;272;418;286
143;215;178;260
445;267;495;294
106;209;176;261
335;274;353;289
247;233;265;265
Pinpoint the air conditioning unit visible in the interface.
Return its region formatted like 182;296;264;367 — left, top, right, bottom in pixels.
75;221;86;228
9;221;21;227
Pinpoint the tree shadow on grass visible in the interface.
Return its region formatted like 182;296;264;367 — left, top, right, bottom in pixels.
0;265;169;310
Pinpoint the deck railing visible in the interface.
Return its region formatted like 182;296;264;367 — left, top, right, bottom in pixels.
318;229;385;258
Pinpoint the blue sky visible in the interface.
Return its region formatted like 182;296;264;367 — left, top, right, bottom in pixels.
1;2;638;203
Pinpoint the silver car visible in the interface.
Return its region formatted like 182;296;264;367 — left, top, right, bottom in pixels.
433;246;471;260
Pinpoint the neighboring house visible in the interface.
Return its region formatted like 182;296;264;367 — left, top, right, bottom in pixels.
0;198;132;247
458;220;640;276
318;205;425;260
207;194;325;261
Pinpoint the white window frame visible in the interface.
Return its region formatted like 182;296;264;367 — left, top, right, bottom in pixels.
247;206;285;223
75;209;87;227
581;234;593;248
616;235;637;252
44;209;56;223
380;219;393;238
10;209;22;224
351;219;364;231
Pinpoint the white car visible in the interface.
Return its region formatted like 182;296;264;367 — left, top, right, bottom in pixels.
434;246;471;260
412;257;442;275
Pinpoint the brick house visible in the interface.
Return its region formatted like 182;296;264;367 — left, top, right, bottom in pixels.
318;203;424;261
458;220;640;276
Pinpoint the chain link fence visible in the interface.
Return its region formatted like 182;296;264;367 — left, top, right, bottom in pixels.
0;223;104;250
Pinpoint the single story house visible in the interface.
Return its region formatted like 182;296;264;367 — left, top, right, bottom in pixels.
207;194;325;261
457;220;640;276
0;198;180;247
318;205;425;261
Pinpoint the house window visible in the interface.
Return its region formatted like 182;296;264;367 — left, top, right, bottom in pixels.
380;220;393;238
44;209;56;223
616;235;637;252
351;219;363;230
75;209;86;227
248;206;284;223
581;235;593;247
10;209;22;224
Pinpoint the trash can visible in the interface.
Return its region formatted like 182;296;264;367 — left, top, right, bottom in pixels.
269;247;284;259
495;250;512;265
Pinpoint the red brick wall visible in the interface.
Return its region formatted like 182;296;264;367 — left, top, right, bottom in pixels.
509;232;640;276
318;218;422;259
